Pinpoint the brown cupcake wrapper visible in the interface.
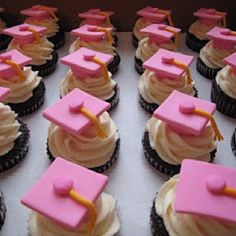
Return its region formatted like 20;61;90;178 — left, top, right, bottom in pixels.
185;32;208;52
231;130;236;156
135;56;144;75
132;34;139;48
48;29;66;50
107;52;120;74
0;191;6;230
106;84;120;112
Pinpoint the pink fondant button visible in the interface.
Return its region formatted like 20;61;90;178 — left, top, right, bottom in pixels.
69;100;84;112
162;55;174;64
90;9;101;13
149;7;159;13
87;25;98;31
206;175;226;194
53;178;73;196
0;54;12;62
206;8;216;14
220;29;231;35
83;52;96;60
20;25;30;31
158;25;166;30
179;101;195;114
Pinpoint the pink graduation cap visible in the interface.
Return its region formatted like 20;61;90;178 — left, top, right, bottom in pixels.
0;49;32;80
0;87;10;102
175;159;236;224
206;26;236;50
153;90;223;141
194;8;227;27
43;88;110;138
140;24;180;46
137;6;173;26
61;47;113;81
79;9;114;27
223;52;236;75
143;49;193;83
3;23;47;45
21;157;108;231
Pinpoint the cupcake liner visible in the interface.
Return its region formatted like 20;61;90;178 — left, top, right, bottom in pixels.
48;29;66;50
211;78;236;118
107;52;120;74
47;138;120;173
196;57;221;80
142;131;216;176
185;32;209;52
132;34;139;48
0;34;11;50
135;56;144;75
0;118;29;173
0;191;6;230
8;80;46;117
231;130;236;156
106;84;120;112
30;50;58;77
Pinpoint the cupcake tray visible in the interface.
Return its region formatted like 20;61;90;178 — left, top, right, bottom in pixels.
1;33;236;236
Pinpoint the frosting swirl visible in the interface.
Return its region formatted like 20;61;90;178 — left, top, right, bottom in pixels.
60;70;116;100
216;66;236;99
48;112;119;168
0;67;42;103
0;103;21;156
0;18;6;34
7;37;54;65
156;175;236;236
69;38;116;55
133;18;152;41
139;70;196;105
136;37;176;62
29;193;120;236
146;118;216;165
199;41;236;69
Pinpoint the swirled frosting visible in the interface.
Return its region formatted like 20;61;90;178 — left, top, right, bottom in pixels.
29;193;120;236
136;37;176;62
216;66;236;99
0;67;42;103
199;41;236;69
146;118;216;165
69;38;116;55
0;103;21;156
133;18;152;41
25;18;59;38
7;37;54;65
189;20;217;40
155;175;236;236
60;70;116;100
48;112;119;168
0;19;6;34
139;70;196;105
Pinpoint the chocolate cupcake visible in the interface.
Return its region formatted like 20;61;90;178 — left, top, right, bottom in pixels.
0;191;6;230
231;129;236;156
135;24;180;75
43;89;120;173
3;23;58;77
143;90;222;176
20;5;66;49
69;24;120;74
197;27;236;80
211;53;236;118
139;49;197;114
0;7;11;50
186;8;227;52
151;160;236;236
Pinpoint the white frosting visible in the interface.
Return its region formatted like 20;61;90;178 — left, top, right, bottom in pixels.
146;118;216;165
25;17;59;38
48;112;119;168
69;38;116;55
199;41;236;69
7;37;54;65
0;103;21;156
0;67;42;103
0;18;6;34
136;37;176;62
139;70;196;105
156;175;236;236
133;18;152;41
29;193;120;236
216;66;236;99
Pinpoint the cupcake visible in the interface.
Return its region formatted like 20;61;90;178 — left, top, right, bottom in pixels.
0;87;29;173
0;7;11;50
186;8;227;52
231;129;236;156
3;23;58;77
0;49;45;117
21;157;120;236
43;88;120;173
69;24;120;74
197;26;236;80
60;47;119;112
143;90;223;176
151;159;236;236
135;24;180;75
132;6;174;48
79;9;118;47
211;52;236;117
139;49;197;114
20;5;66;49
0;191;6;230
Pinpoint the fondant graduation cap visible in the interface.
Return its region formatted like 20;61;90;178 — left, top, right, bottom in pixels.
21;157;108;231
175;159;236;224
0;87;10;101
223;52;236;74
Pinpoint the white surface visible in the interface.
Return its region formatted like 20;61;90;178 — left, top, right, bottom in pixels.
1;33;236;236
